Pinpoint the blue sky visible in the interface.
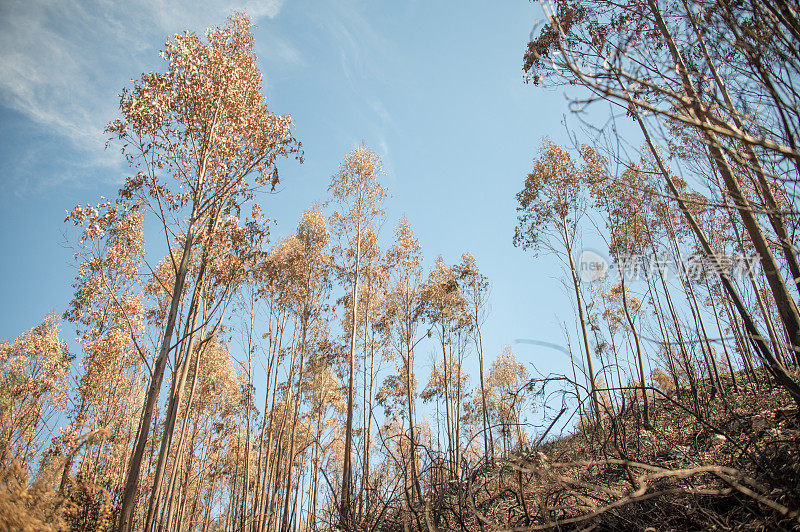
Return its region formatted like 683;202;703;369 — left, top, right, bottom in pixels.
0;0;586;384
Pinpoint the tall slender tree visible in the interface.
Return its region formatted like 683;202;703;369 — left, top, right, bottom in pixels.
327;145;386;526
107;14;300;529
514;140;602;422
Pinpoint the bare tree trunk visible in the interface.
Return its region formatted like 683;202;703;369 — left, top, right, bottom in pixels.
563;218;602;423
684;274;723;397
118;221;195;531
622;69;800;404
473;313;492;460
161;324;207;530
647;0;800;359
648;268;682;393
619;270;651;428
257;310;286;532
364;323;377;516
145;283;207;531
281;311;308;532
341;216;362;527
683;0;800;300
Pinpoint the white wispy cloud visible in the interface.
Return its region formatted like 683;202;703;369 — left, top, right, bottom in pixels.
369;99;392;125
308;0;396;163
378;137;389;159
260;31;306;70
311;1;389;91
0;0;288;187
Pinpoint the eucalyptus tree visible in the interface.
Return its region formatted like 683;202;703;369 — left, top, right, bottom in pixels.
384;218;432;527
277;206;332;532
104;14;301;528
0;315;71;473
514;140;602;422
524;0;800;402
145;212;260;532
327;145;386;525
456;253;493;458
486;346;528;457
584;148;659;426
63;202;146;493
354;227;389;520
423;256;470;476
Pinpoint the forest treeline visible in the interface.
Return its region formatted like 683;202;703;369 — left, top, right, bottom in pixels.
2;0;800;529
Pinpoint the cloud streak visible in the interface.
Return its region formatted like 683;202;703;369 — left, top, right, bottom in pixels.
0;0;286;184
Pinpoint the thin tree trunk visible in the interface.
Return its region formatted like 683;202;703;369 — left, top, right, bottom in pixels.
619;270;651;428
341;216;362;527
118;223;195;531
648;0;800;360
145;286;206;531
683;0;800;300
118;102;220;532
281;311;308;532
563;218;602;422
624;72;800;404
